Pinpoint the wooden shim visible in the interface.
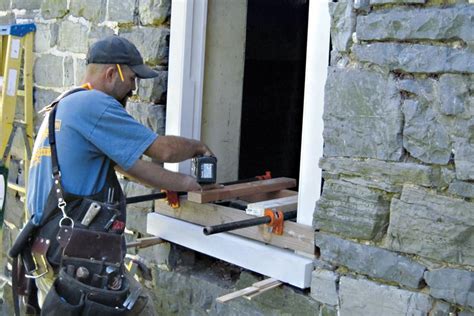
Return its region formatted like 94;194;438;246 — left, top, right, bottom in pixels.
188;178;297;203
217;287;260;303
217;278;281;303
246;195;298;216
240;189;298;203
147;213;313;288
154;199;314;255
243;282;282;300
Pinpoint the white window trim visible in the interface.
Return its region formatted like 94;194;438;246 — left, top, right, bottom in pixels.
164;0;208;175
154;0;331;288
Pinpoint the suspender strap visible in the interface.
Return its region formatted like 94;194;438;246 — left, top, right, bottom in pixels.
47;88;86;226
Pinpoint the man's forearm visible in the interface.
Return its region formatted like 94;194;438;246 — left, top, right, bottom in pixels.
144;135;212;163
119;159;201;191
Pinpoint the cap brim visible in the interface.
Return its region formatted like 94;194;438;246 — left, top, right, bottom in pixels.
130;64;159;79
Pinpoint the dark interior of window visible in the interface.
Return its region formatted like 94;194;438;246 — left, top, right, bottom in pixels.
239;0;309;185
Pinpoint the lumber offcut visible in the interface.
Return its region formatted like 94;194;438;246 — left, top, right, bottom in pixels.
188;177;297;203
246;195;298;216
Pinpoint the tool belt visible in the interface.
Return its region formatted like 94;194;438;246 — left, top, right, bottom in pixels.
8;88;145;315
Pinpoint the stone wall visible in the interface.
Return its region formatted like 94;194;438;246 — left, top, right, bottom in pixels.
0;0;170;311
314;0;474;315
1;0;473;315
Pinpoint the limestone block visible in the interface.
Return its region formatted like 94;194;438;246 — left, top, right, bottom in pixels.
310;269;339;306
120;179;154;233
314;180;390;240
438;74;470;116
386;185;474;265
139;0;171;25
449;180;474;198
319;157;436;190
454;140;474;180
425;268;474;308
126;101;165;135
329;0;356;52
34;23;58;53
0;12;15;24
64;56;74;87
119;27;170;65
0;0;10;10
402;99;452;164
4;188;25;228
58;20;88;54
107;0;135;23
34;88;60;112
429;301;456;316
353;43;474;74
339;277;433;316
75;58;87;85
357;5;473;43
70;0;106;23
320;305;338;316
137;70;167;104
370;0;425;3
12;0;41;10
138;241;171;266
41;0;68;19
316;233;426;289
34;54;66;87
88;25;115;49
324;68;403;161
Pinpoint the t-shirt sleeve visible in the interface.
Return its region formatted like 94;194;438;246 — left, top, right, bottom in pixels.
86;102;158;170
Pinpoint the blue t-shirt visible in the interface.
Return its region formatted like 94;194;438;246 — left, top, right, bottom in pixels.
27;89;157;224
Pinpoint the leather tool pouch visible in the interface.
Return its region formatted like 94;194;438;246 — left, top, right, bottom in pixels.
35;197;123;269
41;227;142;316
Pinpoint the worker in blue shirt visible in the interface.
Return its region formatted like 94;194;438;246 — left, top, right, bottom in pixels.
24;35;213;315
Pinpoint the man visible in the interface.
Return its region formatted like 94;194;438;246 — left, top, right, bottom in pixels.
26;35;213;313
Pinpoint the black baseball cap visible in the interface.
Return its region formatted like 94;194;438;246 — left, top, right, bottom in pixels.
86;35;158;79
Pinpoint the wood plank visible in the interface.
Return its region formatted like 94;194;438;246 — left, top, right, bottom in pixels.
246;195;298;216
147;213;313;288
240;189;298;203
216;287;259;303
188;178;297;203
243;282;282;300
154;199;314;255
217;278;281;303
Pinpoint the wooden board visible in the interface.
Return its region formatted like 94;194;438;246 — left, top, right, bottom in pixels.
246;195;298;216
217;278;281;303
154;199;314;255
188;178;297;203
240;189;298;203
147;213;313;288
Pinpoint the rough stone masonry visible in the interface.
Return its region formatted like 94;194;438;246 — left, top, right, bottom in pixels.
314;0;474;315
0;0;473;315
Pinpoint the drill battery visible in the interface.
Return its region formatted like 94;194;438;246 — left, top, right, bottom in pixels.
191;156;217;184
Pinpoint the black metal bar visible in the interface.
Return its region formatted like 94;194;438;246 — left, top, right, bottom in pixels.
125;191;186;204
203;210;297;236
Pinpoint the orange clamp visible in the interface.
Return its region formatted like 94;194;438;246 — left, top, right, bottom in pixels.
164;190;180;208
256;171;272;180
264;209;284;235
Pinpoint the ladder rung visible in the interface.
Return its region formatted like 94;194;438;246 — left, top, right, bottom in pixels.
17;89;25;96
7;182;26;194
13;120;26;126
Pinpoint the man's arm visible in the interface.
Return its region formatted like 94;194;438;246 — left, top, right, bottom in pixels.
117;159;201;191
144;135;213;162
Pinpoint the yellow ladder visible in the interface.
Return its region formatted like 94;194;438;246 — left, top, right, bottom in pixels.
0;23;36;223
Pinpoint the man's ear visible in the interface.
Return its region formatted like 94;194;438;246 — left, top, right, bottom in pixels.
104;66;116;82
